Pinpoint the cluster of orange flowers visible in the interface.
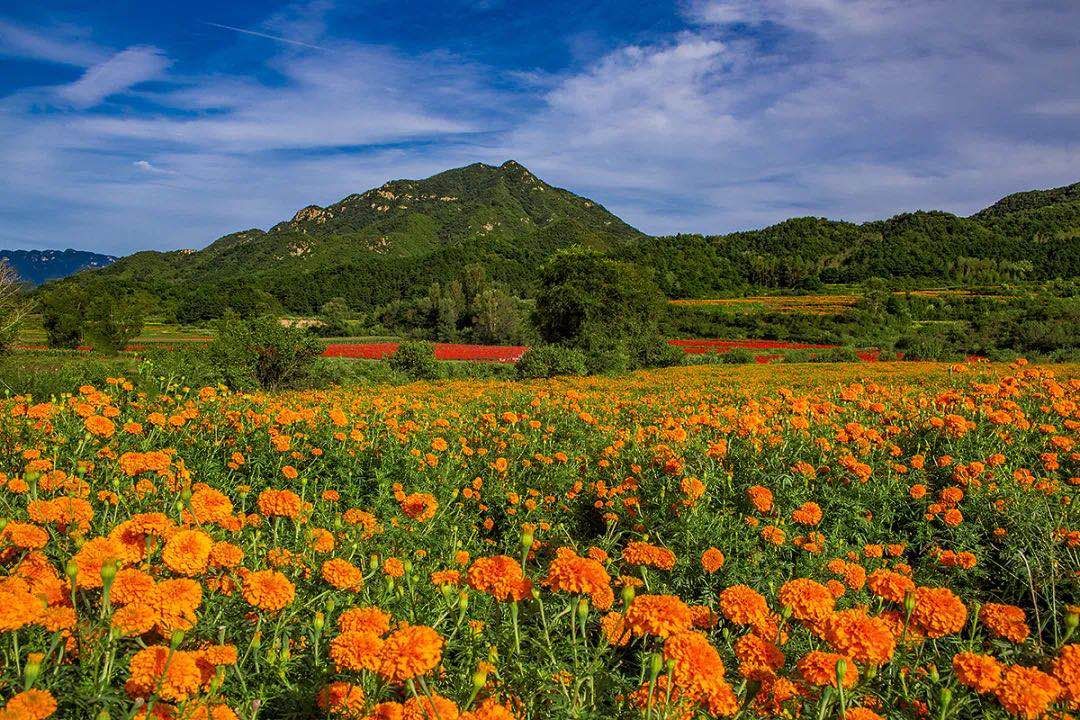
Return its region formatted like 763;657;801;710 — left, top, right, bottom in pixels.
0;362;1075;718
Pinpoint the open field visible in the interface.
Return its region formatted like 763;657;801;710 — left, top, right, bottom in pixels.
0;360;1077;718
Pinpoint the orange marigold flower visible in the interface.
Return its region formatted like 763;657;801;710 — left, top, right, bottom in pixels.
778;578;835;625
71;536;128;588
994;666;1062;719
85;414;116;438
663;630;730;697
734;632;785;680
322;558;364;591
317;681;366;717
544;547;614;610
824;609;896;666
377;625;444;682
1050;644;1080;708
338;606;392;636
257;489;302;519
467;556;531;602
791;501;823;526
601;611;632;647
162;529;213;577
866;569;915;604
402;694;459;720
701;547;725;573
953;651;1004;694
125;646;202;702
622;541;677;571
242;570;295;612
188;487;234;524
330;630;384;672
797;651;857;689
718;585;770;626
843;708;884;720
747;485;774;513
1;688;57;719
911;586;968;638
400;492;438;522
979;603;1030;644
625;594;693;638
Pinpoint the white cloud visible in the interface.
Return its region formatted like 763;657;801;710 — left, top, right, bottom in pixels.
57;45;171;108
0;17;105;66
1;1;1078;254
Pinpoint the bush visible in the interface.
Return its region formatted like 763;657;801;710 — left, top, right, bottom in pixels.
584;345;631;375
387;340;442;381
722;348;756;364
207;314;323;390
516;345;588;379
630;336;684;369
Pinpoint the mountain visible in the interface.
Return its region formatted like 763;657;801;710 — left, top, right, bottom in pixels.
43;165;1080;318
1;249;117;285
49;161;644;321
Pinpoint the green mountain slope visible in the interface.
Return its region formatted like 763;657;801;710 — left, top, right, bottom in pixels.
45;164;1080;318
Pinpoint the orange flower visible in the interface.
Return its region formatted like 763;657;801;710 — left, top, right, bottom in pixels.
866;569;915;604
125;646;203;702
601;611;632;647
797;651;857;689
402;694;460;720
71;536;129;588
824;609;896;666
911;586;967;638
377;625;444;682
622;541;676;571
338;606;392;636
625;594;693;638
718;585;770;626
701;547;725;573
953;651;1004;694
242;570;295;612
322;558;364;591
467;556;531;602
257;489;302;519
994;666;1062;719
1050;644;1080;708
979;603;1030;644
162;529;213;576
84;414;116;438
663;630;732;698
400;492;438;522
791;501;823;526
1;688;57;719
747;485;773;513
734;632;785;680
330;631;384;672
544;547;614;610
317;682;366;717
778;578;835;625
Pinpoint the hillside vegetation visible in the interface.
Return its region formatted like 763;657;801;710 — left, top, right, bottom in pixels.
40;165;1080;320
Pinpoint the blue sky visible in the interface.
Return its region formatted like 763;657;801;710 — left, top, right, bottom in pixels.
1;0;1078;254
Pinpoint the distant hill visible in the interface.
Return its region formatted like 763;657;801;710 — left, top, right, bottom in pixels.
1;248;117;285
42;165;1080;318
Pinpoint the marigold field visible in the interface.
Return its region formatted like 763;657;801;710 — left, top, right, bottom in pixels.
1;361;1078;720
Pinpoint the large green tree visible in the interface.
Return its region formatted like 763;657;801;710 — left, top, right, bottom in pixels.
533;248;666;352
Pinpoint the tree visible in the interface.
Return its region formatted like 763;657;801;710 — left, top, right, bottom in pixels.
208;313;323;390
0;260;31;352
40;284;89;349
533;248;666;353
82;295;146;354
472;287;523;344
317;297;352;337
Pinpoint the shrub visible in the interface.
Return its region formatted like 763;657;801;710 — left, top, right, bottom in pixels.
516;345;588;379
208;314;323;390
722;348;756;364
387;340;442;381
630;335;684;369
584;344;631;375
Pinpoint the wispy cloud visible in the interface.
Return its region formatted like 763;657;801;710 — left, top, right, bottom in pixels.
201;21;329;51
56;45;171;108
0;17;106;66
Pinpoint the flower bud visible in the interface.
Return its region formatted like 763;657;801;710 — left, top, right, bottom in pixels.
577;598;589;621
521;530;534;552
621;585;635;608
835;658;847;683
65;559;79;582
903;591;916;615
649;652;664;679
472;667;489;690
939;686;953;708
23;656;42;688
313;612;325;633
1066;612;1079;631
928;664;940;683
458;590;470;612
170;630;185;649
100;559;118;587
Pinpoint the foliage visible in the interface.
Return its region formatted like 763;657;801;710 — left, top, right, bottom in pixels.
0;260;32;352
84;295;146;355
386;340;442;381
534;248;665;352
39;284;88;348
515;344;588;379
207;313;323;390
